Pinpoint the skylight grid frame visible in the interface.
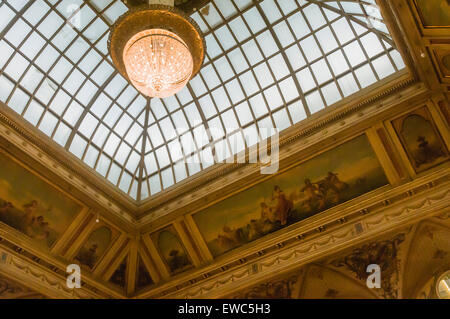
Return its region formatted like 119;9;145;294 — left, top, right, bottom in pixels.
0;0;406;202
138;0;405;199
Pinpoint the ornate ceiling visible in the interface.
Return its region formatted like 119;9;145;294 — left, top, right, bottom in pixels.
0;0;405;201
226;215;450;299
0;0;448;299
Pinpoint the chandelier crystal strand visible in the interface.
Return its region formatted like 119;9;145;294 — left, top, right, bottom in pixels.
123;29;194;98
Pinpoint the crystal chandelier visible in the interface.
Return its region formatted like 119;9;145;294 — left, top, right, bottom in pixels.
109;1;205;98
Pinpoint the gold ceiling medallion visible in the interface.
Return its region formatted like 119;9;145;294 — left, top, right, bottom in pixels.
108;3;205;98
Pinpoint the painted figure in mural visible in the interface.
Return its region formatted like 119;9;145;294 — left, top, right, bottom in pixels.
89;244;98;256
260;202;269;221
217;225;240;248
110;261;127;287
271;186;293;226
259;202;278;233
20;201;52;240
167;249;190;273
415;136;445;167
0;152;82;248
193;135;390;258
301;178;323;211
301;172;348;211
260;201;276;224
32;216;50;240
136;261;153;289
0;202;13;215
77;244;98;269
22;200;38;237
319;172;349;204
327;172;348;192
247;220;259;241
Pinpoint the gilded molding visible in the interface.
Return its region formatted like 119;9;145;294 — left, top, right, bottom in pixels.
0;249;100;299
0;236;125;299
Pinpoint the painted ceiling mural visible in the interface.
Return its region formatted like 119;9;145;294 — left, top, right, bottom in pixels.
75;223;119;271
151;225;194;275
193;134;388;257
0;94;448;297
391;106;449;173
0;150;83;248
138;100;449;296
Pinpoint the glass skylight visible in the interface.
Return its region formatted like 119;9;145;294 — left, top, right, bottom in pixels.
0;0;405;201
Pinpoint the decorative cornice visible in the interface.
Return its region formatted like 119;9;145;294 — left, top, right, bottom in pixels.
0;82;446;298
0;247;102;299
0;233;125;299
